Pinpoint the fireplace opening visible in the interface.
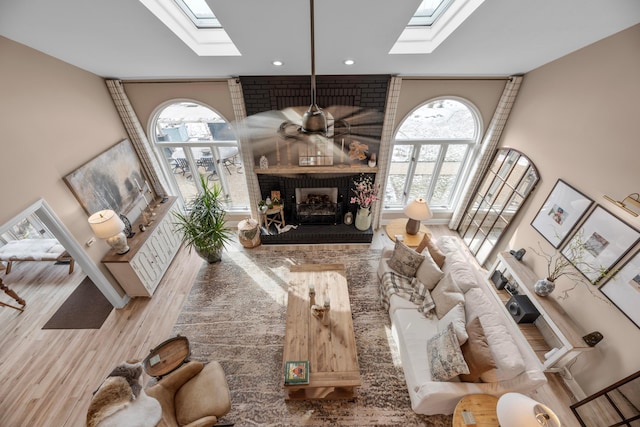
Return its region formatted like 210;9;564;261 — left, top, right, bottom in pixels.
295;187;340;225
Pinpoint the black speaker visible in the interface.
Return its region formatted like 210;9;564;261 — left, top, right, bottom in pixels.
506;295;540;323
490;270;509;290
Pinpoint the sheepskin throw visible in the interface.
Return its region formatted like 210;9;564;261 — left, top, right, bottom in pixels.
86;362;161;427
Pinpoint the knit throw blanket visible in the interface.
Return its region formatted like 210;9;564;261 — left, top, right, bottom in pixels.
379;271;434;315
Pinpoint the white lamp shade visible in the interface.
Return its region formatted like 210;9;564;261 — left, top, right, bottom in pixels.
497;392;561;427
88;209;125;239
403;197;432;221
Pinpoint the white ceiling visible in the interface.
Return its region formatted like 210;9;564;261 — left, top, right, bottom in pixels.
1;0;639;80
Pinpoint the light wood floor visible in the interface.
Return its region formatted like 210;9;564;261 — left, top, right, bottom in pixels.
0;226;580;427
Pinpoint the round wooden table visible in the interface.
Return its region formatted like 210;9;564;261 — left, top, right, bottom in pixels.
452;394;499;427
384;218;430;247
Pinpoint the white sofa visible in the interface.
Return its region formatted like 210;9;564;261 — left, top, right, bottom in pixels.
377;235;547;415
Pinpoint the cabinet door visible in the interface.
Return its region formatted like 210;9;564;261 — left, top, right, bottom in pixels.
130;243;159;292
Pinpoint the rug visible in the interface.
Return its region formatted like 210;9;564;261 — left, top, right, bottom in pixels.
172;248;452;426
42;276;113;329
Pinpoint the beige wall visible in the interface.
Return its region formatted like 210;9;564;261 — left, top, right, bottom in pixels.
0;36;128;296
122;81;236;137
495;24;640;395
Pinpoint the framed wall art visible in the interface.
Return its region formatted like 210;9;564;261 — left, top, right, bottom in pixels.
562;205;640;283
531;179;593;248
64;139;146;216
599;250;640;329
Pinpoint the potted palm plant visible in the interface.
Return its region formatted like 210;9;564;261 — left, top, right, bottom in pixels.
173;175;233;263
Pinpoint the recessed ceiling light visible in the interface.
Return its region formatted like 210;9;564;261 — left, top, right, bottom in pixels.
272;60;284;66
344;59;355;66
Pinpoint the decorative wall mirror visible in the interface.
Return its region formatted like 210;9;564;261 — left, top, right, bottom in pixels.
458;148;539;265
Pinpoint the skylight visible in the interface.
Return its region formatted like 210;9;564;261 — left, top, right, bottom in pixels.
175;0;221;29
408;0;454;27
390;0;485;55
139;0;240;56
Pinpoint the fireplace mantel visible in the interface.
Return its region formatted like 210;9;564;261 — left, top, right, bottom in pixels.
255;165;377;175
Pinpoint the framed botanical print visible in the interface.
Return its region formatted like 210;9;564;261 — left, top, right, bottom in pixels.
562;205;640;283
599;250;640;329
531;179;593;248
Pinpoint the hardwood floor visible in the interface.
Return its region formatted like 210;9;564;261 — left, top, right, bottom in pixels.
0;227;581;426
0;246;204;427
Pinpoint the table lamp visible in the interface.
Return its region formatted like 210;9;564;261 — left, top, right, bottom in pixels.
88;209;130;254
403;197;432;235
497;392;561;427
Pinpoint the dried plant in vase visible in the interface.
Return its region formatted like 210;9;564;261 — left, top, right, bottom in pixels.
530;231;614;302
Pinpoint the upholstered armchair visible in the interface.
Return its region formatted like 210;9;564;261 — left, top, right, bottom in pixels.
145;361;231;427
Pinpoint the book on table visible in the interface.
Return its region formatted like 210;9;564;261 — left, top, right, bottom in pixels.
284;360;310;385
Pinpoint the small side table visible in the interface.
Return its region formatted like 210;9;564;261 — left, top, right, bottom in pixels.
384;218;430;247
143;335;191;379
452;394;499;427
261;205;285;230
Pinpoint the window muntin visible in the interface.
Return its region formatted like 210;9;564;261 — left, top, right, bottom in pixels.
408;0;455;27
458;148;539;265
384;98;480;210
151;101;249;211
175;0;221;28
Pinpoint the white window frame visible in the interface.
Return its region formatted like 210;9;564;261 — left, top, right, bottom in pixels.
148;99;249;212
384;96;482;212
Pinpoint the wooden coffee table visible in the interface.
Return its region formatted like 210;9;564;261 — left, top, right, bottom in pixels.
283;264;361;400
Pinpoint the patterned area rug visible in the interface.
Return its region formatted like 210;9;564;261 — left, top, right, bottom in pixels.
172;247;452;426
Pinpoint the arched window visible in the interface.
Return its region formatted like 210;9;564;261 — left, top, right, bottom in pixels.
150;101;249;211
384;98;481;210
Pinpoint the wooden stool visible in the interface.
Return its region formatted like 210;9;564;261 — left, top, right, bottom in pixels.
262;205;285;230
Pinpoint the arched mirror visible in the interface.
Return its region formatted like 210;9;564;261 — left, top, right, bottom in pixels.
458;148;539;265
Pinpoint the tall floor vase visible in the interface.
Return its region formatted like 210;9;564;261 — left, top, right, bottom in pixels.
355;207;372;231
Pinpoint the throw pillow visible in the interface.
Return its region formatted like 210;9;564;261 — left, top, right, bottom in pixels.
415;249;444;290
426;323;469;381
437;302;468;345
459;317;497;382
431;273;465;319
387;240;425;278
416;234;446;268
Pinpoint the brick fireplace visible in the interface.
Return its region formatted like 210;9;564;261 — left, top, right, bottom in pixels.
241;75;389;244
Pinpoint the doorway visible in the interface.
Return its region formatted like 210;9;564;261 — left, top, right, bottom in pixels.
0;199;127;308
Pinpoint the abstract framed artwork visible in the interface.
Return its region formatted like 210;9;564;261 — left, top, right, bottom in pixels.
599;250;640;329
64;139;146;216
562;205;640;283
531;179;593;248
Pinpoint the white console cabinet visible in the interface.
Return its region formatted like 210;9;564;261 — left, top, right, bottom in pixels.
486;252;593;372
102;197;182;297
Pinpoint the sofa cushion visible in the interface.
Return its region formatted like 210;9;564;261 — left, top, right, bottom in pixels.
464;288;526;382
416;235;446;268
387;240;425;278
436;236;483;293
415;250;444;290
437;302;468;345
431;273;465;319
426;323;469;381
459;317;497;382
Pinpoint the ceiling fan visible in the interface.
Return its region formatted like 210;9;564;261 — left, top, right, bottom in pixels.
239;0;384;162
